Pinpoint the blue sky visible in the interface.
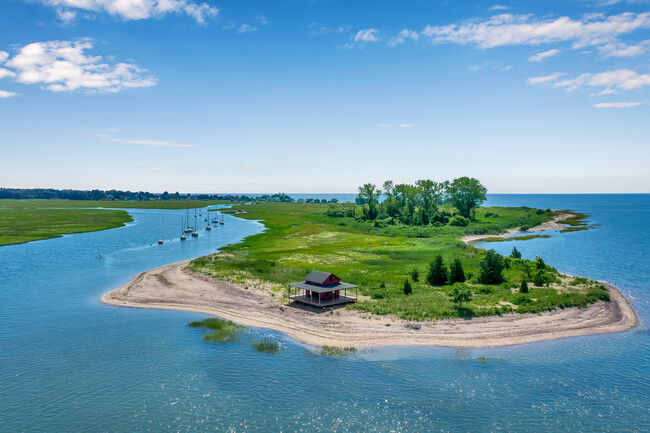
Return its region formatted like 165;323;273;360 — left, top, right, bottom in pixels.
0;0;649;193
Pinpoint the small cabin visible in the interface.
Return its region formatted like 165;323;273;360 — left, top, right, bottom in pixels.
288;270;358;307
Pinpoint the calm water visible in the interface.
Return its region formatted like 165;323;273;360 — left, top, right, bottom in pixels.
0;195;648;432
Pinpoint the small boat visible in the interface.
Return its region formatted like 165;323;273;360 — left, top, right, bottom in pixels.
158;239;164;244
96;254;102;259
219;213;225;225
191;214;199;237
205;223;212;231
180;234;186;241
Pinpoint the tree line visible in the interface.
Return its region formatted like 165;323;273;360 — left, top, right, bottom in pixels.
348;176;487;227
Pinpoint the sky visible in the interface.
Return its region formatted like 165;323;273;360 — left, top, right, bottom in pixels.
0;0;649;194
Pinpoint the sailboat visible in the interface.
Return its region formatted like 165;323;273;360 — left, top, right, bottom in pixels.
219;212;225;225
204;208;208;222
191;214;199;237
183;202;193;233
211;210;219;224
180;217;187;240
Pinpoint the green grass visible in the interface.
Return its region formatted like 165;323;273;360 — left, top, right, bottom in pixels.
187;318;248;342
319;346;357;357
0;207;132;246
186;202;608;321
253;338;282;354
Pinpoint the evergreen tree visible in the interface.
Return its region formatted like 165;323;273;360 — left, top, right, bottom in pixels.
478;249;505;284
448;258;466;283
510;246;522;259
520;279;529;293
535;256;546;270
410;268;419;282
403;278;413;295
427;255;448;285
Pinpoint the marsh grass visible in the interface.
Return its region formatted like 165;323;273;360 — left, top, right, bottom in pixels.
253;338;281;354
319;346;357;357
188;318;247;343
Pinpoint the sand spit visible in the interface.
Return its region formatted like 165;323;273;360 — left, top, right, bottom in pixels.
101;260;636;348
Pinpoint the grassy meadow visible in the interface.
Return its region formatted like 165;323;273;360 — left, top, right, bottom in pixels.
190;202;608;321
0;198;226;246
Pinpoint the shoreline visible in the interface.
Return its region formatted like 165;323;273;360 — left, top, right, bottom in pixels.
101;259;637;348
461;211;575;245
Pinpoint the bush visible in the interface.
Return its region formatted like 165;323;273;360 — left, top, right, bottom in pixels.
520;279;529;293
403;278;413;295
478;250;505;284
410;268;420;282
427;255;448;285
449;215;470;227
535;256;547;270
449;283;472;309
448;258;466;283
533;270;553;286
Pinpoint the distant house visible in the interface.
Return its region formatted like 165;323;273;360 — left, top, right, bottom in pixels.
288;270;358;307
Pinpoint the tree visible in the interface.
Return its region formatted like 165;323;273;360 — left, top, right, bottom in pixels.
403;278;413;295
449;258;466;283
410;268;420;282
510;246;522;259
520;279;529;293
478;249;505;284
427;255;448;285
535;256;546;270
357;183;382;220
446;177;487;219
449;283;472;309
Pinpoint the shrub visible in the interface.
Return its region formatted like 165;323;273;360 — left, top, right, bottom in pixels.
403;278;413;295
410;268;420;282
533;270;553;286
449;215;470;227
520;280;529;293
478;250;505;284
449;283;472;309
510;246;522;259
448;258;466;283
427;255;448;285
535;256;547;270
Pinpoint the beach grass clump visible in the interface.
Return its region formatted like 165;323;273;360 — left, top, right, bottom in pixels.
319;345;357;357
187;318;247;343
253;338;281;354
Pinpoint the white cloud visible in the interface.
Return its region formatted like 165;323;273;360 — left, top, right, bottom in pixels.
0;51;9;63
308;23;352;36
593;101;641;108
113;138;194;148
489;4;510;11
398;124;415;127
421;12;650;50
0;89;17;98
237;24;258;33
529;69;650;94
598;40;649;57
377;123;392;127
0;68;15;79
527;72;565;85
528;48;561;62
387;29;419;47
4;40;156;93
40;0;218;24
56;8;76;24
354;29;380;43
256;15;269;25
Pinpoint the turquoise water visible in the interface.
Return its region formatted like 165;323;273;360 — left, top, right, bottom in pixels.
0;196;648;432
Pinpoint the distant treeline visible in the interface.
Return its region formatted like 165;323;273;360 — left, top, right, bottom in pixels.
0;188;335;204
0;188;245;202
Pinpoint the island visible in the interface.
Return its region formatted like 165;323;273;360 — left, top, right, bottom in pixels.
101;178;637;348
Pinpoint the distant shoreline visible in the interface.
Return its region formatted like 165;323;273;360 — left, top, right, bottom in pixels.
101;259;637;348
461;211;575;245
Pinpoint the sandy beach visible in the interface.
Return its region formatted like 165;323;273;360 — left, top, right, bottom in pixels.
101;258;636;348
461;211;576;244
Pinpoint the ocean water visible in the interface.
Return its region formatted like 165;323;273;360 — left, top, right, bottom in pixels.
0;195;648;432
